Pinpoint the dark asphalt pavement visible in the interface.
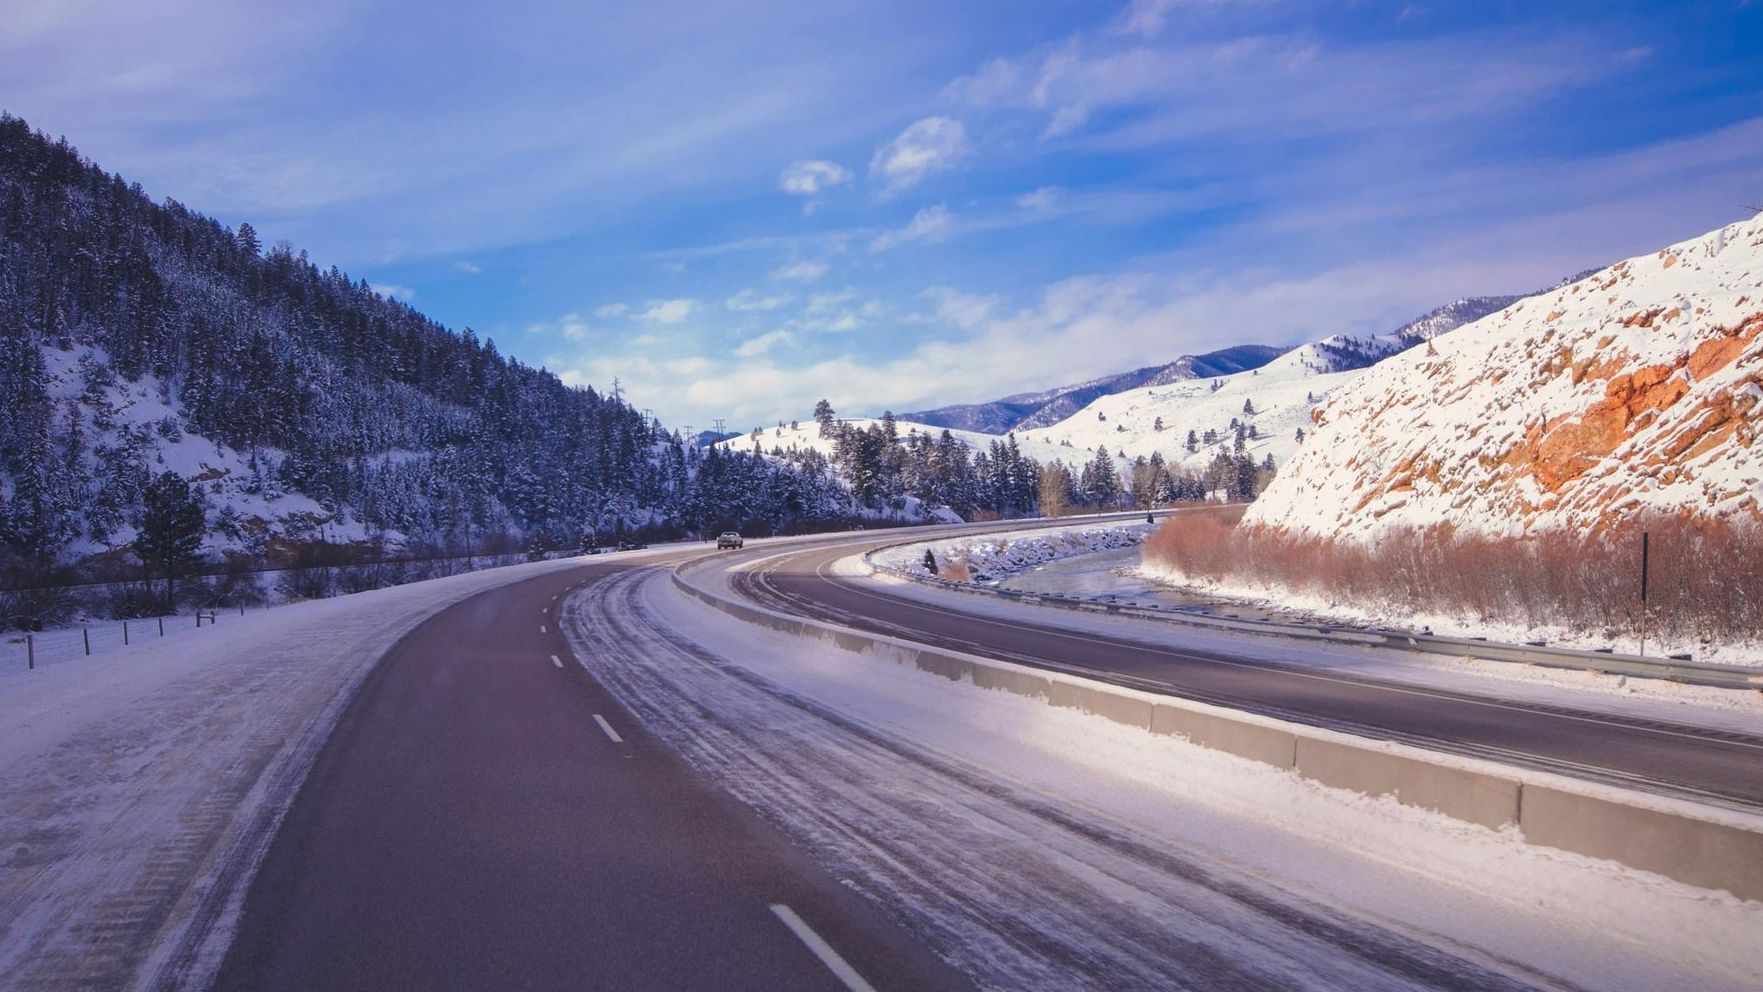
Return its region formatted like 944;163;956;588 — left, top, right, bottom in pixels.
730;541;1763;811
214;559;973;992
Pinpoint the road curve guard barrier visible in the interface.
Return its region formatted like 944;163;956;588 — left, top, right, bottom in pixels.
863;541;1763;692
672;562;1763;904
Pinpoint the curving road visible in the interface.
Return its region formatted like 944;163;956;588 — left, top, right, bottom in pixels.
214;554;973;992
709;535;1763;812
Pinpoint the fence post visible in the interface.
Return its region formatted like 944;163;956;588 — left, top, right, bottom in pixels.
83;627;90;656
26;634;33;670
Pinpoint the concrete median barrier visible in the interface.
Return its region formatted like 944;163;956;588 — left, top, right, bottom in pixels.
1048;680;1155;730
1295;738;1521;829
1152;706;1298;770
671;566;1763;903
1519;785;1763;902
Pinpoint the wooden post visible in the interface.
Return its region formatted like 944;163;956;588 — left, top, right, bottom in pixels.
158;616;164;637
26;634;33;670
83;628;90;656
123;620;129;646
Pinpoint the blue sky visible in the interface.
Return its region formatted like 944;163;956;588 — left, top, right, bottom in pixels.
4;1;1761;430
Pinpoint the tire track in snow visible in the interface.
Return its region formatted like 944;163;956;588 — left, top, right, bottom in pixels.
563;568;1582;992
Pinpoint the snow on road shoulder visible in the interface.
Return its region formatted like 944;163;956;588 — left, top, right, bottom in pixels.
850;555;1763;735
871;519;1150;582
626;573;1763;991
0;555;593;992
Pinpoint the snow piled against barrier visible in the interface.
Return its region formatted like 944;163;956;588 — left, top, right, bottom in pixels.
871;519;1150;581
619;572;1763;991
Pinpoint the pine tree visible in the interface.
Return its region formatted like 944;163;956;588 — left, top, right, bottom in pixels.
136;471;206;602
236;222;260;257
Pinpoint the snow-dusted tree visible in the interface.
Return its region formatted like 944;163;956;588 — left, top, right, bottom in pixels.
136;471;206;601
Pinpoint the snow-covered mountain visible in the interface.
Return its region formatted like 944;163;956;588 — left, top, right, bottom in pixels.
902;345;1285;433
1014;346;1360;475
1246;217;1763;539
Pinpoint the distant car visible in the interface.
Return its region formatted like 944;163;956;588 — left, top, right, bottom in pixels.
717;531;744;550
616;539;647;551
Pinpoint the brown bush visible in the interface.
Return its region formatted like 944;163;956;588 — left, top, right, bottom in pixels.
1142;511;1763;647
939;559;973;582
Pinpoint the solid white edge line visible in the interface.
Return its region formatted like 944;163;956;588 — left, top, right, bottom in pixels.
592;714;624;744
551;655;563;668
768;904;878;992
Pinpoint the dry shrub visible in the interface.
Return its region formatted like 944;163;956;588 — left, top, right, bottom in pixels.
939;559;973;582
1143;511;1763;646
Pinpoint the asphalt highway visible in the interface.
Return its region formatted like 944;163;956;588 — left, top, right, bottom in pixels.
214;555;973;992
716;537;1763;812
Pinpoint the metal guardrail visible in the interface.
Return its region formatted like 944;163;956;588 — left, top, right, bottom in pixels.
865;547;1763;692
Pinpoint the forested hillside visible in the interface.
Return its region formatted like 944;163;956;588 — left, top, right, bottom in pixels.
0;113;867;579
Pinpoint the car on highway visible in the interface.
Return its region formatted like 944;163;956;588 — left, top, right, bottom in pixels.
717;531;745;550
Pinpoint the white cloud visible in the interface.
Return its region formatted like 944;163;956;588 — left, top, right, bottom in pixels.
869;116;969;193
370;282;416;301
525;312;591;340
1017;186;1061;211
638;298;696;324
772;259;830;282
735;329;794;357
870;204;954;251
453;260;482;275
726;288;793;311
806;289;859;312
594;302;630;318
923;286;998;329
778;159;852;196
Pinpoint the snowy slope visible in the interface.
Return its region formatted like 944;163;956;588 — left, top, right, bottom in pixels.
903;344;1284;434
721;418;999;459
1247;216;1763;539
40;345;371;556
1016;347;1362;473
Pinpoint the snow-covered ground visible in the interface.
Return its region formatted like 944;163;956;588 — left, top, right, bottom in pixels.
717;417;999;460
1248;215;1763;539
41;344;375;556
1017;348;1361;473
832;546;1763;735
568;566;1763;991
0;552;623;992
1135;557;1763;666
870;519;1151;581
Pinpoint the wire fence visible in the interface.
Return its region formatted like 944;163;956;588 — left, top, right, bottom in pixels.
3;607;246;673
0;550;544;674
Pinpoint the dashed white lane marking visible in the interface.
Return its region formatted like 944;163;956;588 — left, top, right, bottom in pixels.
540;624;547;634
541;606;548;615
769;904;878;992
592;714;623;744
551;655;564;668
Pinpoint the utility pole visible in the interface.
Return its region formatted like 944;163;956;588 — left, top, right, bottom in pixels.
712;418;726;435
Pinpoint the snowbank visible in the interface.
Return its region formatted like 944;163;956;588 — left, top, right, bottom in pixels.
0;554;599;992
871;520;1150;582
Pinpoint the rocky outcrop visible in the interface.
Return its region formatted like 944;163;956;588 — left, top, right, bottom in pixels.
1246;217;1763;540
